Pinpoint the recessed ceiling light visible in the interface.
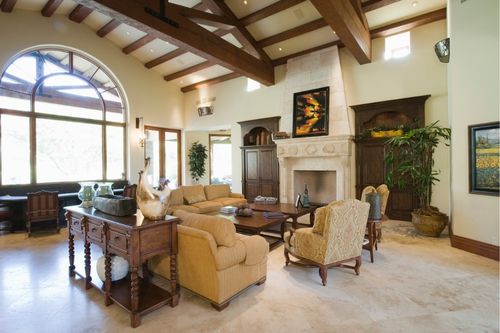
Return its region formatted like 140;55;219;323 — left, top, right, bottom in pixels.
180;80;184;84
125;31;130;35
411;1;418;7
278;47;283;52
243;0;248;5
150;49;154;53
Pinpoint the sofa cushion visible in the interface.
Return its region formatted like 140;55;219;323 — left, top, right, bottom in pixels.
212;197;247;207
169;205;200;214
175;210;236;247
204;184;230;200
182;185;207;204
169;188;184;206
191;201;223;214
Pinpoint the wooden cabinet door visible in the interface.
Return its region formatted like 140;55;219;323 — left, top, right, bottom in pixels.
245;149;259;181
245;182;260;203
259;148;276;182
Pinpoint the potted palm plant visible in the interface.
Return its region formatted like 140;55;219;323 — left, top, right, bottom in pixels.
384;121;451;237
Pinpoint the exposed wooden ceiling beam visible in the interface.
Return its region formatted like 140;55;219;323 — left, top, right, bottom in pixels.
0;0;17;12
258;18;328;48
310;0;371;64
164;61;213;81
362;0;401;12
202;0;272;63
272;7;446;66
272;40;343;66
145;48;186;69
167;3;236;30
370;8;446;39
96;18;121;37
122;34;155;54
42;0;63;17
73;0;274;86
240;0;306;26
181;72;241;93
69;4;93;23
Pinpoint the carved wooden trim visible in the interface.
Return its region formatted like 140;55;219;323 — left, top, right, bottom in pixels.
450;235;499;261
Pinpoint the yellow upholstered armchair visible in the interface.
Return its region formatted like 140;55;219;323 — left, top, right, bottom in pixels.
150;210;268;310
284;199;370;286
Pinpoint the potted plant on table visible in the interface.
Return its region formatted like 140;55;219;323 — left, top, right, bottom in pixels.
188;141;208;183
384;121;451;237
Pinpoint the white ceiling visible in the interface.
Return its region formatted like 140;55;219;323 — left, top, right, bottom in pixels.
8;0;447;90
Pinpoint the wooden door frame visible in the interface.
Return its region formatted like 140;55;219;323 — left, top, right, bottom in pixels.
208;133;231;185
144;126;182;186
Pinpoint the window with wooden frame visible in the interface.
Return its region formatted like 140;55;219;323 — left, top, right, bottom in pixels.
209;134;232;186
0;48;126;185
144;126;181;188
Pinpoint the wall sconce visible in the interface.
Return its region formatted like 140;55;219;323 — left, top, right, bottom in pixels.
136;117;145;148
434;38;450;63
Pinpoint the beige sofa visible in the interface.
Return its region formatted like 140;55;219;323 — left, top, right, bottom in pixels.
150;210;268;310
168;184;246;214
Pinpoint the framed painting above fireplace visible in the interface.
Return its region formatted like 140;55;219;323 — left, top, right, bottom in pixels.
292;87;329;138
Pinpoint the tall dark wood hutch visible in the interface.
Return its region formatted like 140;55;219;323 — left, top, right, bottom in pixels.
238;117;280;203
352;95;429;221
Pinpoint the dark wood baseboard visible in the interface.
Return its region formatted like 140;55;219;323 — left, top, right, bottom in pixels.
450;235;499;261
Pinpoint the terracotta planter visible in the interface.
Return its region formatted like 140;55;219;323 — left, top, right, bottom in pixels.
411;212;448;237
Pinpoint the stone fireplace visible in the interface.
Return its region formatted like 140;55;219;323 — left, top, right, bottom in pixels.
276;46;354;204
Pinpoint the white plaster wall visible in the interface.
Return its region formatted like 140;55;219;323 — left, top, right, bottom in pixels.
448;0;499;246
341;20;450;213
183;20;450;207
0;11;184;183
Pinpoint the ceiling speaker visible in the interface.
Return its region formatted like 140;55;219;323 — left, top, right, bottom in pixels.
434;38;450;63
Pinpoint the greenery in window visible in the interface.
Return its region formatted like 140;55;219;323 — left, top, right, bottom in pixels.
188;141;208;182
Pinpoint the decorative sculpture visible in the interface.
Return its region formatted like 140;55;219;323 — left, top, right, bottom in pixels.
136;158;172;220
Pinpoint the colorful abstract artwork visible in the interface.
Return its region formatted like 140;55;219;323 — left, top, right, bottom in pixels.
292;87;329;138
469;122;499;195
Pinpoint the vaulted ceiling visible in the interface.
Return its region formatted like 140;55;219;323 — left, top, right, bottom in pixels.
1;0;446;92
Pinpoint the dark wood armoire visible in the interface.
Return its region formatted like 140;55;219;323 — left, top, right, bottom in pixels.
238;117;280;203
351;95;429;221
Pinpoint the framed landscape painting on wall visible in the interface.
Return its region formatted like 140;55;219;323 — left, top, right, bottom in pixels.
468;121;499;195
292;86;329;138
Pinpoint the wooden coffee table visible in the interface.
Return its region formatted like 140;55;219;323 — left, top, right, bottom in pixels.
218;212;287;249
249;203;321;229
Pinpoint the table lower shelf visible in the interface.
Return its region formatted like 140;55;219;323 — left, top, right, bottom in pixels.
72;243;173;316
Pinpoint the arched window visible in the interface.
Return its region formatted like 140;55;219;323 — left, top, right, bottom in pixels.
0;48;126;185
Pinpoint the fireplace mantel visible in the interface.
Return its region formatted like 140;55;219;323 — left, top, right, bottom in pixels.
275;135;354;204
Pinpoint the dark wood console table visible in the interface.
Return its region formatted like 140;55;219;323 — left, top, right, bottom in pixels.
65;206;179;328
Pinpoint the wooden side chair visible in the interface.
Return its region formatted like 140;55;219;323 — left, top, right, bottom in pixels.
284;199;370;286
122;184;137;199
26;190;59;237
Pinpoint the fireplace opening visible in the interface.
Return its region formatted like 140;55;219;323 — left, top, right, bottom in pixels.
293;170;336;205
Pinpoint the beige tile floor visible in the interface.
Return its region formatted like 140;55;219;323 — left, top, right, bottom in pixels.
0;220;498;333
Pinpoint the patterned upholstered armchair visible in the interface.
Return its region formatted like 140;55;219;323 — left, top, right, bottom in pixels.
376;184;390;241
284;199;370;286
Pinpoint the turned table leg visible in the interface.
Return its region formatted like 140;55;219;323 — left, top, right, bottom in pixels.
84;240;92;289
104;253;113;306
130;266;140;328
170;254;179;307
68;232;75;277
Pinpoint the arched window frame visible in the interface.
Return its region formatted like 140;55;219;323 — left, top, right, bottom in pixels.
0;47;127;185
